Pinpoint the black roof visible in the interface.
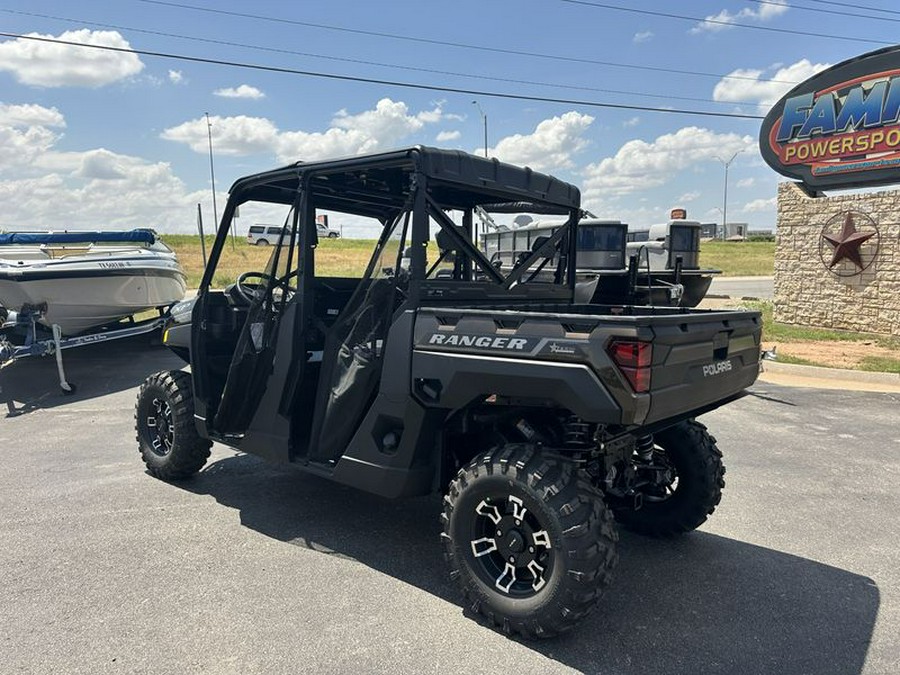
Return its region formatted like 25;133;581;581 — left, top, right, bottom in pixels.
227;146;580;220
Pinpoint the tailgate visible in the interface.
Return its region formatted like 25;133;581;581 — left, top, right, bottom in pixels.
642;310;761;424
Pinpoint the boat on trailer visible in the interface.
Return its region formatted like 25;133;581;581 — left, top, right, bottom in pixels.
0;229;187;393
0;229;186;334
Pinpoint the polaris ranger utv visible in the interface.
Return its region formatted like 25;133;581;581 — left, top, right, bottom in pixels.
135;147;761;638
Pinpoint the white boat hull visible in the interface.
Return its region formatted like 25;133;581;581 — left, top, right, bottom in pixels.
0;248;186;335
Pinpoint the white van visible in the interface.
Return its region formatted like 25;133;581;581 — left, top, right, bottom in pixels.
247;222;339;245
246;224;287;246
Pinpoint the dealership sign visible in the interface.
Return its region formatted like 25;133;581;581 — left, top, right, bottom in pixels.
760;46;900;190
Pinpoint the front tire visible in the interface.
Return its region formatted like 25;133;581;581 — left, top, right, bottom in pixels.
135;370;211;480
613;420;724;536
442;444;618;639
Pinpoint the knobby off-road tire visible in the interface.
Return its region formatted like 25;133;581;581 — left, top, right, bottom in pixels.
441;444;618;639
613;419;724;537
135;370;211;480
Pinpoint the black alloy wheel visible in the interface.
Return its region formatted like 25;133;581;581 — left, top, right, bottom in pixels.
613;419;725;537
442;443;618;639
135;370;211;480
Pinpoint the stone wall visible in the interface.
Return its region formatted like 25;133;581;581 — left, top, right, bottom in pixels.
774;181;900;336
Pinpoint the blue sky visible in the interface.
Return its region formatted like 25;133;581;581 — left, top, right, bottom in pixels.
0;0;897;235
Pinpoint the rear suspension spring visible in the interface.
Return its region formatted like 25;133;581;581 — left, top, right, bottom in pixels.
563;415;593;449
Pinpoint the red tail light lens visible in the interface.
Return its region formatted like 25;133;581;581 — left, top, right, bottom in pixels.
608;339;652;392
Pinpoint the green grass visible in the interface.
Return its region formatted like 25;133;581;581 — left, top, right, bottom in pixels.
159;234;375;289
858;356;900;373
772;354;818;366
743;300;900;349
699;241;775;277
161;234;776;288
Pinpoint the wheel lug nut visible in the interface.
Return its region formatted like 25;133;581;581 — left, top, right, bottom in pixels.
515;520;521;526
497;530;502;537
509;556;515;563
528;546;535;553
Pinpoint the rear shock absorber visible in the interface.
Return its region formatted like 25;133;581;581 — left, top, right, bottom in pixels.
635;434;655;462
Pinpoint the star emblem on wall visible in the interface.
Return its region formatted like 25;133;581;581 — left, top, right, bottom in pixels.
822;213;875;269
818;211;879;277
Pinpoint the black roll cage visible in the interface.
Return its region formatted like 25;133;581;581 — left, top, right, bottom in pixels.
198;146;582;300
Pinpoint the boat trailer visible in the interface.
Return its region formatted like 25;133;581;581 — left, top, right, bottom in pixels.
0;304;168;395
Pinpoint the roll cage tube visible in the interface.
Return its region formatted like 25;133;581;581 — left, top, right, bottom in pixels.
498;212;576;289
424;195;578;289
425;196;504;285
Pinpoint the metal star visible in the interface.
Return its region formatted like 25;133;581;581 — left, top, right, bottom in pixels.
822;212;875;269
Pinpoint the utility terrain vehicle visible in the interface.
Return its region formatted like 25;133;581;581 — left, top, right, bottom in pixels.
135;147;761;638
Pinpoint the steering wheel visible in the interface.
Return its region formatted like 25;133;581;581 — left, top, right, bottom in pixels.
230;269;301;306
231;271;271;305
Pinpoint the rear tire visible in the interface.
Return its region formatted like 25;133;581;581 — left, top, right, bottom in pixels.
613;420;724;536
255;239;269;246
135;370;211;480
442;444;618;639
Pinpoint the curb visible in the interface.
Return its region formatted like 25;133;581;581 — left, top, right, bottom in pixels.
761;360;900;384
759;360;900;392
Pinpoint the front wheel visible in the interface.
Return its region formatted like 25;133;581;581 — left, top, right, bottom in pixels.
135;370;211;480
613;419;724;536
442;444;618;639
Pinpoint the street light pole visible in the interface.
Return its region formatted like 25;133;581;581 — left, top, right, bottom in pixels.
205;112;231;249
715;150;742;241
472;100;488;158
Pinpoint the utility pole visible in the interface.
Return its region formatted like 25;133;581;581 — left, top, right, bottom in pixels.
715;150;742;241
206;112;231;249
472;100;488;158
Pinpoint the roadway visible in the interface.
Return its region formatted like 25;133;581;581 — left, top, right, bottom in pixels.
1;336;897;674
707;275;774;300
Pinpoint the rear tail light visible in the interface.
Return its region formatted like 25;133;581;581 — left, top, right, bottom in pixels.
608;339;652;393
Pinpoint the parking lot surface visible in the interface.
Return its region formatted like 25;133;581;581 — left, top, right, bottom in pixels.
1;337;898;674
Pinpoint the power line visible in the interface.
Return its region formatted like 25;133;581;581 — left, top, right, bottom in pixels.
802;0;900;17
0;8;766;108
559;0;895;45
747;0;900;23
130;0;799;85
0;31;766;120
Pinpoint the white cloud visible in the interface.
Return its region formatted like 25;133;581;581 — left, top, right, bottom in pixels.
623;116;640;128
436;130;461;142
742;196;777;212
633;31;654;43
214;84;265;100
168;70;184;84
0;30;144;87
736;177;756;188
713;58;829;107
677;191;701;203
161;98;450;163
0;102;65;128
0;103;210;233
162;115;279;156
582;126;755;201
0;123;59;169
692;0;789;33
487;112;594;172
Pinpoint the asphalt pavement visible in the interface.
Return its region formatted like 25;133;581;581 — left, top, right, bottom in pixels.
707;276;773;300
1;337;898;674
